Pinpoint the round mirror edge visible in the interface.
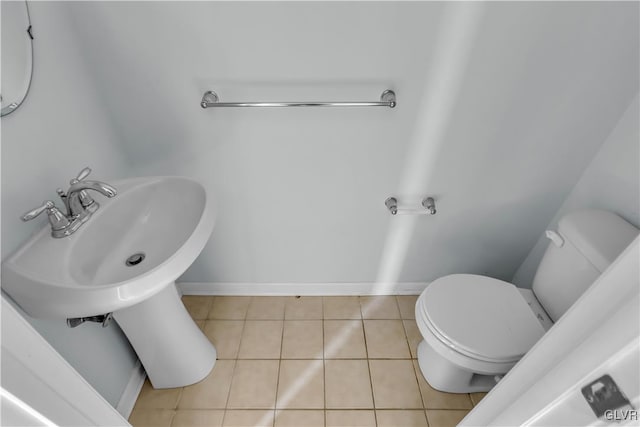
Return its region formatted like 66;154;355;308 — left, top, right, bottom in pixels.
1;0;34;118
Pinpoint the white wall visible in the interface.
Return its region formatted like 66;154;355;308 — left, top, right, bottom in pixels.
65;1;639;284
1;2;138;407
513;95;640;288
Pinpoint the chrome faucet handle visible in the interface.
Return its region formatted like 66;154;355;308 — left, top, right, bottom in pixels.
21;200;70;232
22;200;56;221
71;167;92;184
69;167;97;210
57;167;91;208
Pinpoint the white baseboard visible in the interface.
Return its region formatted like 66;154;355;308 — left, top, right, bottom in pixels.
178;282;428;296
115;359;146;419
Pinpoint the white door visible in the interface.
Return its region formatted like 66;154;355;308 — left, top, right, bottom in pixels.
461;238;639;426
1;296;129;426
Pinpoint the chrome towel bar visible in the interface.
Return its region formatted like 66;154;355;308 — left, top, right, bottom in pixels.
200;89;396;109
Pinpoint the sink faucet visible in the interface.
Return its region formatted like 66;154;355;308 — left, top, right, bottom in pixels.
22;167;117;238
60;169;117;218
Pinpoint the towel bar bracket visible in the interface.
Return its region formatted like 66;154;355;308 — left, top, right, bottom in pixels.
201;90;219;107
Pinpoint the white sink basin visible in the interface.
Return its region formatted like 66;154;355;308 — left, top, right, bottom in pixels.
3;176;214;318
2;176;217;388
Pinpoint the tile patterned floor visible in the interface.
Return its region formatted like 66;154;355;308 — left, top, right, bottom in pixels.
129;296;487;427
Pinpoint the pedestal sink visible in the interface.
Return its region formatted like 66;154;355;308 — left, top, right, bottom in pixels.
2;176;217;388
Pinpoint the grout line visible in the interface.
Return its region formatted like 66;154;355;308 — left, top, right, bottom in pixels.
367;356;380;424
359;309;379;423
271;312;287;425
245;296;255;321
321;297;329;421
220;359;239;425
400;318;415;359
205;296;214;320
393;295;403;319
322;302;327;413
173;387;184;412
321;295;326;426
234;315;248;360
411;359;427;410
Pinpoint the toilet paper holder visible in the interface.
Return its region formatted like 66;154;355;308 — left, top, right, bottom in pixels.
385;197;436;216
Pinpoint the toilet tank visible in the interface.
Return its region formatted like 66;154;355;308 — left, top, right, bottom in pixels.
532;210;638;322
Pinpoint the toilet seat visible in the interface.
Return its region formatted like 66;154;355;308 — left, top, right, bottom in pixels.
416;274;545;364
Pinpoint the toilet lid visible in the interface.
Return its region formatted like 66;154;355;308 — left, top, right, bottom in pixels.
418;274;545;363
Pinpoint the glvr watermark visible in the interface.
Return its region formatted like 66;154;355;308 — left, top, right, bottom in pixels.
582;375;635;423
604;409;638;422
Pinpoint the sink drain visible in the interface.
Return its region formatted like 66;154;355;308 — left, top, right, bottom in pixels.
125;252;146;267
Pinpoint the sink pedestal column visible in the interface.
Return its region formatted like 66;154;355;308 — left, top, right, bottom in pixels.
113;283;216;389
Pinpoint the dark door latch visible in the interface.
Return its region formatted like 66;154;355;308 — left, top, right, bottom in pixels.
581;375;634;419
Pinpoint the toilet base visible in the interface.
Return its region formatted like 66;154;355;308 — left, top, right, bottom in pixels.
417;340;501;393
113;282;216;389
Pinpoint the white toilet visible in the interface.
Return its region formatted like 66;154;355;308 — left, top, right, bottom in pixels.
415;209;638;393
